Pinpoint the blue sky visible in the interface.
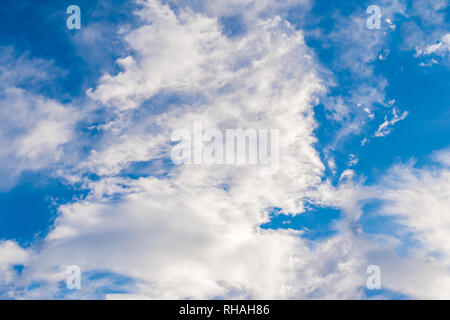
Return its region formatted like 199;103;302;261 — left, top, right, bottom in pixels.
0;0;449;299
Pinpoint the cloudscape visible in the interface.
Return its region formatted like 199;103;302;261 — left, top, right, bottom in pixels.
0;0;449;300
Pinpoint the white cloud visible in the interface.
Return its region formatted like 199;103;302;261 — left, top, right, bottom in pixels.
163;0;311;21
374;107;408;137
7;0;372;299
419;33;450;56
0;241;30;298
401;0;450;65
378;156;450;261
0;49;79;190
21;174;369;299
432;148;450;167
307;147;450;299
315;0;409;151
364;151;450;298
3;0;448;301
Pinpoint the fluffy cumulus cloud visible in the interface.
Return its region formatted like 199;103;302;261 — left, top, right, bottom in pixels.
0;241;30;297
15;0;370;299
0;48;78;190
366;151;450;299
379;158;450;256
309;149;450;300
26;177;369;299
1;0;450;300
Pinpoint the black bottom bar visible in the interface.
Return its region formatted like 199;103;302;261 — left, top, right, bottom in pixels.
0;300;446;318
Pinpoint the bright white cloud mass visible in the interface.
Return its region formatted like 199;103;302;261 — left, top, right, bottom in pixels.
0;49;78;190
0;0;449;300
